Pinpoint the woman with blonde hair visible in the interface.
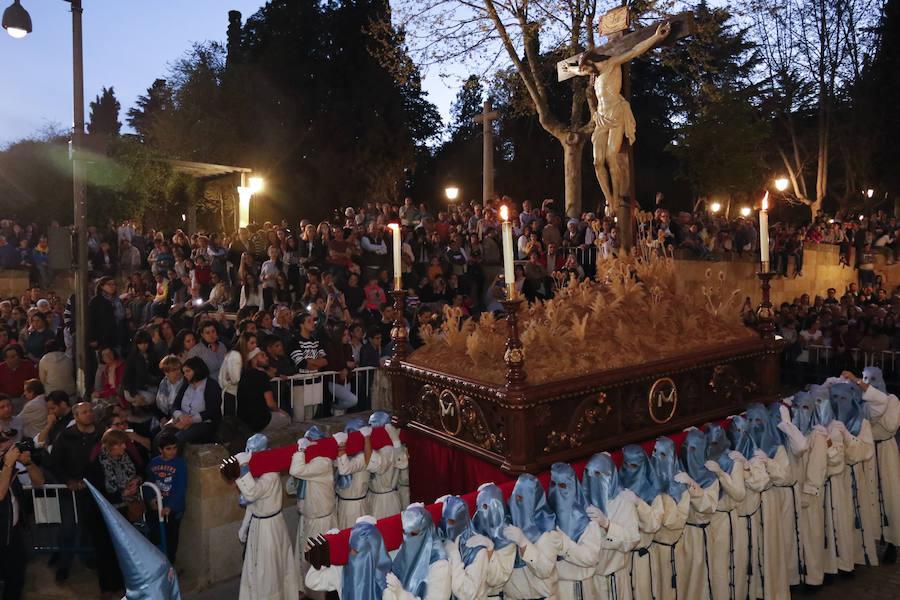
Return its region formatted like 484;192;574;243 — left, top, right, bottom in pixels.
219;331;257;418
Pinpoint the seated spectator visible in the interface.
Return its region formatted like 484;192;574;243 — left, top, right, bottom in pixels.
325;325;359;413
0;344;37;399
236;348;292;433
123;330;161;415
186;320;227;381
21;311;55;361
156;355;185;420
91;407;148;470
168;356;222;445
359;327;384;368
92;346;126;406
18;379;46;439
39;339;75;396
0;396;23;443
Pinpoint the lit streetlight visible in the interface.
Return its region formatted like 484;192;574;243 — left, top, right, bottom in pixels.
866;188;874;199
445;186;459;202
740;207;752;217
774;178;789;192
2;0;30;38
710;202;721;213
249;176;264;193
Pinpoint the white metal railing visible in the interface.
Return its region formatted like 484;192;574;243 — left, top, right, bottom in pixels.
271;366;378;420
25;484;93;553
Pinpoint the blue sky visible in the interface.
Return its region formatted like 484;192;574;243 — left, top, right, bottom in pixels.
0;0;461;147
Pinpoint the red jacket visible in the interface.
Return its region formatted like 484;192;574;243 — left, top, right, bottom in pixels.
0;359;37;397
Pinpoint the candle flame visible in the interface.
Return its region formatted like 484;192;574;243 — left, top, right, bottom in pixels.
387;223;400;231
499;205;509;221
761;191;769;211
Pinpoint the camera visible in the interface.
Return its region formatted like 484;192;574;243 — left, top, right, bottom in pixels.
15;438;34;454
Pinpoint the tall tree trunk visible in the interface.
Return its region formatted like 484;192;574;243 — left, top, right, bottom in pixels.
561;132;587;217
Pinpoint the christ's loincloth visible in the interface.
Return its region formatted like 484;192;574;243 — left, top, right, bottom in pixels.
593;95;636;145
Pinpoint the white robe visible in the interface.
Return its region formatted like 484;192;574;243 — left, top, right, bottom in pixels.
485;543;517;597
588;493;641;600
862;386;900;545
649;491;689;600
779;425;810;587
675;481;718;600
289;451;338;590
556;521;604;600
625;496;662;600
336;452;371;530
798;429;828;586
733;457;769;600
396;444;411;509
708;461;746;600
840;418;878;566
503;530;561;600
758;445;792;600
368;446;402;519
236;472;300;600
308;560;451;600
444;538;491;600
823;424;854;574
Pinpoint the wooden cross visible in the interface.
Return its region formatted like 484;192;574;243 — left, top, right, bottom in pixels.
557;11;696;82
474;99;499;206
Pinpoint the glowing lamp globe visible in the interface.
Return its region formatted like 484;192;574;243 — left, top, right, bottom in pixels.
740;207;751;217
710;202;721;213
2;0;31;38
774;178;789;192
445;187;459;201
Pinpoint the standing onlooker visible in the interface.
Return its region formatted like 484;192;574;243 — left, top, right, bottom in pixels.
219;331;257;418
38;340;75;396
88;277;123;352
146;430;187;564
47;402;100;583
0;428;45;600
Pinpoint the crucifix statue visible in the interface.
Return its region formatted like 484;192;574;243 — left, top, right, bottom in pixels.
474;99;499;206
558;9;695;218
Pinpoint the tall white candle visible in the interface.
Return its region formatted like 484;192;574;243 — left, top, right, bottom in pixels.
499;205;515;299
759;191;770;272
388;223;402;290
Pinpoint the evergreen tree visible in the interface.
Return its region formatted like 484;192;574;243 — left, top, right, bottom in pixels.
87;86;122;137
448;75;484;142
126;79;173;144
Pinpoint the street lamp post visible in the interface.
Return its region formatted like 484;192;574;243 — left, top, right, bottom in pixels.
444;186;459;202
5;0;90;399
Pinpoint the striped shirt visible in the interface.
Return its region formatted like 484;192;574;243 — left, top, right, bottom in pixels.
290;336;325;373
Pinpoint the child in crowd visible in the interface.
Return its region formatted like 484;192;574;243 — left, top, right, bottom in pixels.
146;430;187;564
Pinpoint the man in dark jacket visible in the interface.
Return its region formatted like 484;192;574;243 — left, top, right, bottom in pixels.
47;401;99;582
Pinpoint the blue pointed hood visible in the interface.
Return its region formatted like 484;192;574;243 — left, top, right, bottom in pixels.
509;473;556;544
239;434;269;506
392;506;445;599
343;522;392;600
863;367;887;393
651;437;687;499
438;495;484;566
746;403;781;458
705;423;733;473
368;411;391;427
297;426;329;499
681;429;716;488
84;480;181;600
791;392;815;435
619;445;659;504
548;463;591;541
473;483;512;549
810;385;835;428
830;382;864;435
583;453;623;514
726;415;757;459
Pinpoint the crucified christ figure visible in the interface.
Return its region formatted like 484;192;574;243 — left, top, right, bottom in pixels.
563;21;671;216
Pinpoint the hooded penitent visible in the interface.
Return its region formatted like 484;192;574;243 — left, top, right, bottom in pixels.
335;418;366;490
473;483;513;549
746;403;782;458
439;495;487;566
296;425;328;499
727;415;757;459
548;462;591;542
681;428;717;488
862;366;887;393
392;506;446;599
790;392;815;435
810;385;836;428
830;382;865;436
239;433;269;506
619;445;659;504
84;480;182;600
651;436;687;498
509;473;556;543
583;452;623;513
343;522;392;600
705;423;734;473
368;411;391;428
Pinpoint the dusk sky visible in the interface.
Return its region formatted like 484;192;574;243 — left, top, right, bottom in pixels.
0;0;459;147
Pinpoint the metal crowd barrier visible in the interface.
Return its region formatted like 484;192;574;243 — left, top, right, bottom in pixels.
796;344;900;385
25;484;93;553
271;366;378;421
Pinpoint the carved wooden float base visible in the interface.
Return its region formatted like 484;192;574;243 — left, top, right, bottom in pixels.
391;336;781;475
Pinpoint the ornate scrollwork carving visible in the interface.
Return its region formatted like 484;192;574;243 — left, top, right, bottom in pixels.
544;393;612;452
708;364;755;400
411;385;439;424
459;395;506;454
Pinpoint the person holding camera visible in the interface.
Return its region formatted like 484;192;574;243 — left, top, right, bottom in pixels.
0;427;45;600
